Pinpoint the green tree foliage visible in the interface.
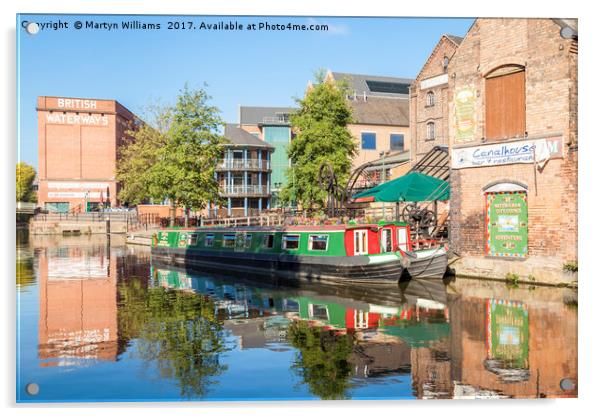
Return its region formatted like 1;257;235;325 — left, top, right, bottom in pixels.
16;162;37;202
117;85;225;224
117;276;229;398
281;74;357;208
287;320;354;399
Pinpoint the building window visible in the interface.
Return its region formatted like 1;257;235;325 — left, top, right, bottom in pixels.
308;235;329;251
485;66;526;140
443;56;450;71
426;122;436;140
390;134;405;151
262;234;275;249
426;91;435;107
361;132;377;150
282;234;300;250
223;234;236;248
205;234;215;247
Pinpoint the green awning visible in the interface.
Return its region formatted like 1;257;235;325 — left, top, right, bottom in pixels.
352;172;450;203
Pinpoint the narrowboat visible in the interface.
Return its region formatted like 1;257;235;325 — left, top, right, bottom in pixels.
150;221;448;285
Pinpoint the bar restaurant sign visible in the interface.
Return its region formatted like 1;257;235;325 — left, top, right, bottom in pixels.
451;136;563;169
486;191;528;258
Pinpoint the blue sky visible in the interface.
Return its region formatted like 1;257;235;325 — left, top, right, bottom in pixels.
17;14;474;167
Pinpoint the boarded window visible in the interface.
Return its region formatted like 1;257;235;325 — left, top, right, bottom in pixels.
485;68;526;140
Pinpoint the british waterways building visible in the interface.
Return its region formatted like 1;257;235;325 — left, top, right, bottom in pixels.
446;18;578;283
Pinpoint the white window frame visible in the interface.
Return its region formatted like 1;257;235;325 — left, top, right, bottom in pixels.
380;228;393;253
353;229;368;255
282;234;301;250
187;233;198;246
426;91;436;107
426;121;436;140
308;234;329;251
397;228;409;252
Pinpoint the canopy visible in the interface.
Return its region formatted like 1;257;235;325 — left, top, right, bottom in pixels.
352;171;449;203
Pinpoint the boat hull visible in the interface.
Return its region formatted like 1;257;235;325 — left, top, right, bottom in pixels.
151;246;404;285
403;248;449;280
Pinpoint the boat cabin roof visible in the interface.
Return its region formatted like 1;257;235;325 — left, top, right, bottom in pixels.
160;221;408;233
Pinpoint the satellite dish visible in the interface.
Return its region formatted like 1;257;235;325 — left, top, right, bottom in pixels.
560;26;576;39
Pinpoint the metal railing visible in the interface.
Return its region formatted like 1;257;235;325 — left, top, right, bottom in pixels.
219;185;271;197
216;159;270;170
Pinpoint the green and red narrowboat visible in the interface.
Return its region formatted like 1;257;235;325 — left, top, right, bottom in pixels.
150;221;448;284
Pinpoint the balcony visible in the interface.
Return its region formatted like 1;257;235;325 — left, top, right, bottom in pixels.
219;185;271;197
216;158;271;171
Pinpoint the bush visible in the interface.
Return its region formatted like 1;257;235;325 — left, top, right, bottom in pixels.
563;261;578;272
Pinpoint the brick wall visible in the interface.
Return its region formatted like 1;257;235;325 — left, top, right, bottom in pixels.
410;36;460;166
446;19;578;271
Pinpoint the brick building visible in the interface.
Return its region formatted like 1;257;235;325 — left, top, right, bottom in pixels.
324;71;412;181
37;96;138;212
446;18;578;282
410;34;463;166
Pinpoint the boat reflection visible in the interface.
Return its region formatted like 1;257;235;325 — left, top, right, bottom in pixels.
29;234;577;400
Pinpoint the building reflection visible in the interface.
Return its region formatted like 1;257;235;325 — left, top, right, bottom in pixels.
34;235;126;366
447;279;578;398
153;264;578;399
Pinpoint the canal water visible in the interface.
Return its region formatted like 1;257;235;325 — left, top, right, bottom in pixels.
16;232;578;402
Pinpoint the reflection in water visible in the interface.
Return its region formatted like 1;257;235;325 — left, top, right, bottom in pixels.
16;230;36;291
17;234;578;401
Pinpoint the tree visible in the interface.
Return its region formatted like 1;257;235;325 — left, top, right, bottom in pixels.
117;85;225;226
281;72;357;209
288;320;355;399
16;162;37;202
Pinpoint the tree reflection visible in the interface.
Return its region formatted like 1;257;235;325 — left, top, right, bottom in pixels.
117;278;229;398
288;320;355;400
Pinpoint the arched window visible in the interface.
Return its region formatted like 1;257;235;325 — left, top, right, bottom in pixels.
426;91;435;107
443;56;450;71
426;122;435;140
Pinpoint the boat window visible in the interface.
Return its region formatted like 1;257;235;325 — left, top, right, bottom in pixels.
205;233;214;247
282;234;300;250
309;304;329;320
223;234;236;248
381;228;393;253
187;233;198;246
262;234;275;249
353;229;368;255
309;234;329;251
244;234;253;249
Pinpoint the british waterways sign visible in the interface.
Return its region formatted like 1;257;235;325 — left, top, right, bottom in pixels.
451;136;563;169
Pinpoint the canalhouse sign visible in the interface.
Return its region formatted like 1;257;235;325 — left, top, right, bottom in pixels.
420;73;448;90
451;136;563;169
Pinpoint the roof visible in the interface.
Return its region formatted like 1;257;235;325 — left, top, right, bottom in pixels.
443;34;464;46
239;106;297;125
348;96;409;126
363;151;410;172
329;72;413;98
223;124;274;149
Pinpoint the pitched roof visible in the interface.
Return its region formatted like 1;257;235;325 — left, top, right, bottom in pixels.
223;124;274;148
239;106;297;125
443;34;464;46
348;96;409;126
329;72;413;98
